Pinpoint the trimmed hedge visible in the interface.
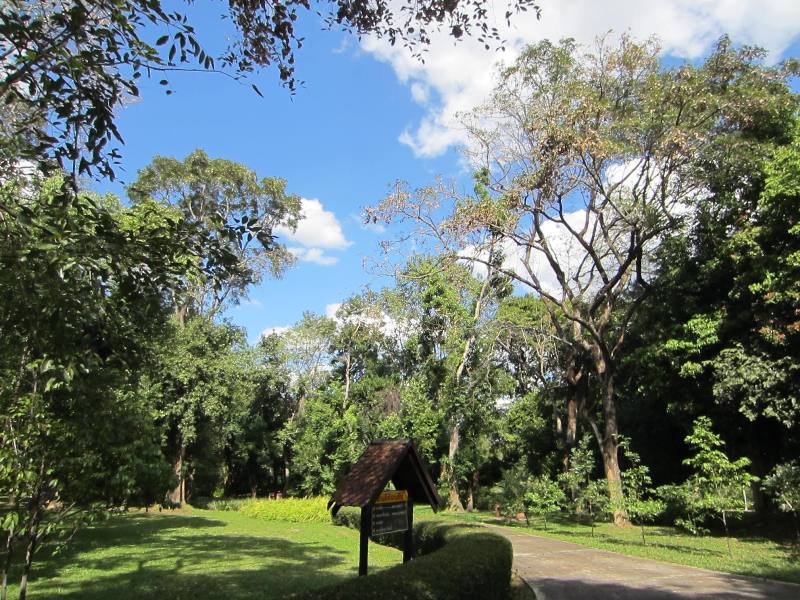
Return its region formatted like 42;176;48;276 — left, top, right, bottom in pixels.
290;516;512;600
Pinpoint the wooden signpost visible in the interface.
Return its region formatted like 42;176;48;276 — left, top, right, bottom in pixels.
328;439;442;577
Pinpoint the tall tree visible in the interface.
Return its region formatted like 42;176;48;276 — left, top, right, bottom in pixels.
370;35;797;525
128;149;301;319
144;318;256;504
396;256;509;509
0;176;228;599
127;150;300;503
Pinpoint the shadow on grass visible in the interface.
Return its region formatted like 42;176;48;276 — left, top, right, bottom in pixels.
11;513;357;600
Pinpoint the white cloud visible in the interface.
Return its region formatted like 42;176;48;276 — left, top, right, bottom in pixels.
325;303;342;319
289;247;340;266
236;297;264;309
362;0;800;157
276;198;352;250
276;198;351;267
409;82;430;105
461;217;586;298
261;325;290;338
324;300;409;343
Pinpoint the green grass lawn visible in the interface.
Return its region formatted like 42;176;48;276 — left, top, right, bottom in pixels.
429;509;800;584
5;508;402;600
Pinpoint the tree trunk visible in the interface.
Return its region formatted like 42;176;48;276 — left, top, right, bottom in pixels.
169;444;184;505
181;468;187;504
466;471;478;512
566;395;578;449
563;350;586;472
18;517;39;600
722;511;732;558
343;352;351;403
597;373;629;527
1;525;13;600
446;422;464;511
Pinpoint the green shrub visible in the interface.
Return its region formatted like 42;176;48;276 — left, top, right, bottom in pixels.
238;497;331;522
332;506;362;529
201;498;252;512
300;518;512;600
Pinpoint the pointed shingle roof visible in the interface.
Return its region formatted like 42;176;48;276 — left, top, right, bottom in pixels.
328;439;442;515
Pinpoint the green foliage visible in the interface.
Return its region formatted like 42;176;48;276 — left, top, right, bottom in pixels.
682;417;756;554
331;506;362;530
619;438;665;544
707;121;800;428
128;149;301;316
238;497;331;523
620;93;800;490
764;462;800;515
575;481;611;537
558;435;596;502
498;392;555;474
0;175;229;597
523;476;565;531
384;376;444;464
200;497;253;512
288;385;365;495
493;464;532;519
555;438;609;535
491;465;565;530
763;461;800;540
142;316;259;500
308;521;512;600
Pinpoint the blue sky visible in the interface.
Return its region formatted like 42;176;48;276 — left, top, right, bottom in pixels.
93;0;800;342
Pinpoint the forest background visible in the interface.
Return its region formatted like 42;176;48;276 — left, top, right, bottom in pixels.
2;1;800;597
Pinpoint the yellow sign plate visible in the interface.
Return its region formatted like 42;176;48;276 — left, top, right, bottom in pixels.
375;490;408;504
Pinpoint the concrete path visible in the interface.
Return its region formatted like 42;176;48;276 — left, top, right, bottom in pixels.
487;525;800;600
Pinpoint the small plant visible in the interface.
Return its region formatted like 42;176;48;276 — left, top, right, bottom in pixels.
576;480;610;537
523;476;565;531
620;437;665;545
495;464;531;523
558;435;595;503
557;435;607;535
682;416;757;557
763;461;800;542
627;498;666;545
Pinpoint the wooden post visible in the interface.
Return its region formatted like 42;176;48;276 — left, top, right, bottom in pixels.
359;504;372;576
403;498;414;563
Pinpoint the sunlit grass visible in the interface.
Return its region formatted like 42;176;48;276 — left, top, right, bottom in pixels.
5;507;402;600
431;509;800;584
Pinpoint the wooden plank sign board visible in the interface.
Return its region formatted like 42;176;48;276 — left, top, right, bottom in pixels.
371;490;408;536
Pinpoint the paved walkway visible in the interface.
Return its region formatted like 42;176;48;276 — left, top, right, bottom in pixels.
487;525;800;599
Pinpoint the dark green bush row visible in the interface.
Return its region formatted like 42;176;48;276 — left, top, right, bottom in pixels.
291;516;512;600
